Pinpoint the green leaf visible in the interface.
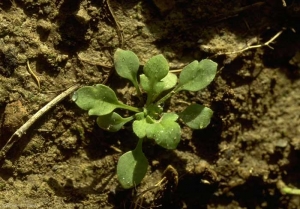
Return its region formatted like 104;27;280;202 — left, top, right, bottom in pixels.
158;72;177;91
114;48;140;85
133;113;181;149
147;113;181;149
117;138;148;189
159;112;179;121
143;54;169;81
96;112;133;132
177;59;217;92
179;104;213;129
135;112;145;121
73;84;124;116
140;54;171;104
132;118;148;139
145;104;163;119
140;72;177;104
139;74;150;92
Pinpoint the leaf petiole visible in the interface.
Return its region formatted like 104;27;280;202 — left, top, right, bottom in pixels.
155;89;177;105
119;103;142;113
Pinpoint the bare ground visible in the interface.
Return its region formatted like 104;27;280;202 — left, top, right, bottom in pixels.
0;0;300;208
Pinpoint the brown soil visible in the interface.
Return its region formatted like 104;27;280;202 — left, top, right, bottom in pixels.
1;0;300;208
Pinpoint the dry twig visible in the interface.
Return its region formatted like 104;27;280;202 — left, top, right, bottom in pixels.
106;0;124;48
0;84;80;161
214;29;285;57
26;60;40;89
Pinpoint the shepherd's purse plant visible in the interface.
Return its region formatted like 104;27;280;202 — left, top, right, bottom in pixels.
72;49;217;189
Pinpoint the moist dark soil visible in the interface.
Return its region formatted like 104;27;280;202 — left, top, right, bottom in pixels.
1;0;300;208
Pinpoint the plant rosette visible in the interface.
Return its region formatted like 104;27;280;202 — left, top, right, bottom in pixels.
72;48;217;188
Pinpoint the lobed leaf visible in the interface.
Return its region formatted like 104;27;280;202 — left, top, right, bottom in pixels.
117;139;148;189
72;84;124;116
179;104;213;129
178;59;217;92
147;113;181;149
96;112;133;132
133;113;181;149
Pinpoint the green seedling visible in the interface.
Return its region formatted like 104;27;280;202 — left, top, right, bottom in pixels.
72;49;217;189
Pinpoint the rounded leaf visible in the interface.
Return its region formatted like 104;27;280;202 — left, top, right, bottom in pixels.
143;54;169;81
117;139;148;189
133;118;148;139
152;72;177;95
178;59;217;91
73;84;123;116
179;104;213;129
139;74;150;92
159;72;177;91
96;112;133;132
140;72;177;104
114;48;140;84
